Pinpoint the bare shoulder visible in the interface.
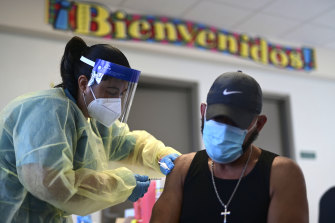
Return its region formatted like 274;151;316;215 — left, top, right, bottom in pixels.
176;152;197;162
270;156;307;196
174;152;196;169
150;152;197;223
272;156;304;178
172;152;197;183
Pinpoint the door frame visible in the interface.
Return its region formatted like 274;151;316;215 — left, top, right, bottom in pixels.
263;93;295;159
135;75;201;152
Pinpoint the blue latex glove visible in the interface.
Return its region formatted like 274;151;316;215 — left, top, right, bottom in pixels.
128;174;150;202
77;215;92;223
159;153;180;175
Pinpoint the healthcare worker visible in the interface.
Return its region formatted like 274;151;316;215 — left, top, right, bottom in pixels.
0;36;181;223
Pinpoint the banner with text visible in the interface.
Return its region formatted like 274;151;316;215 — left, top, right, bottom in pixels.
46;0;316;71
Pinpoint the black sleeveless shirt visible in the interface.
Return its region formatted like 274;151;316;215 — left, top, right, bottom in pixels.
180;149;278;223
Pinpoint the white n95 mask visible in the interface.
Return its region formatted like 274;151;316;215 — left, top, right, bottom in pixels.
86;87;121;127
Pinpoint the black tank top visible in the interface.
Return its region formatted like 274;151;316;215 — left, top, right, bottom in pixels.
180;149;278;223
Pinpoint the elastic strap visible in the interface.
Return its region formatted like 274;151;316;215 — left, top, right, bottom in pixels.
80;56;95;67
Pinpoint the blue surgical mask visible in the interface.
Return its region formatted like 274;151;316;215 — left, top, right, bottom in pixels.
203;119;247;164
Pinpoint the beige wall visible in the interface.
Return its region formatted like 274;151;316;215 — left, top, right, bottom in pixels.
1;0;335;222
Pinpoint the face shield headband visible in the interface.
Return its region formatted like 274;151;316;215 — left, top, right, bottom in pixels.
80;56;141;123
80;56;141;86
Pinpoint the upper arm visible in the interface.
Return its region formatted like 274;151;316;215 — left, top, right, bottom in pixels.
150;153;194;223
14;99;75;168
14;99;77;197
267;157;309;223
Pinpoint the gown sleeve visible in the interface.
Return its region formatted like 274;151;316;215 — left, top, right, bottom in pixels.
94;120;181;177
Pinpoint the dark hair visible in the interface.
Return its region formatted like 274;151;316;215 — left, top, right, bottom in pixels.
56;36;130;100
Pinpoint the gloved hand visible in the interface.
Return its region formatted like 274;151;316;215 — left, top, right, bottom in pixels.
128;174;150;202
159;153;180;175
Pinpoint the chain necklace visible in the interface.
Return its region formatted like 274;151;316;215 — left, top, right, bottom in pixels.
210;147;253;223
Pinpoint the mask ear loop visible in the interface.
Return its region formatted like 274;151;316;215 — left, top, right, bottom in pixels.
202;103;208;122
248;117;259;131
83;92;89;109
242;120;259;153
89;86;97;100
82;86;96;109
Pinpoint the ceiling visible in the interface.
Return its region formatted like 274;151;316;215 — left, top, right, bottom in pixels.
96;0;335;50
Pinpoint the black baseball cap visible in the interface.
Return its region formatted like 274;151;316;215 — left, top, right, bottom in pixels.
206;71;262;129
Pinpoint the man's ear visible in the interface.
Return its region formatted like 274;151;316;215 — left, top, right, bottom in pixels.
200;103;207;117
78;75;89;93
256;115;267;132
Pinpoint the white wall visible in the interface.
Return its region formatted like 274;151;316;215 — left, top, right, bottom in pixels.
1;0;335;222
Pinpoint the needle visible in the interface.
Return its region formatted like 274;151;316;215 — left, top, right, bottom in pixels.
149;177;163;181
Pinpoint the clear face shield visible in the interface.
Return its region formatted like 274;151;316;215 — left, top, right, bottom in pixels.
80;56;141;123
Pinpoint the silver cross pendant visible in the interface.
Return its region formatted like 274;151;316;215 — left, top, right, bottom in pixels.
221;206;231;223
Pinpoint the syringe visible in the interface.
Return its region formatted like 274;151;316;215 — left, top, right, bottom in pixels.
158;161;170;171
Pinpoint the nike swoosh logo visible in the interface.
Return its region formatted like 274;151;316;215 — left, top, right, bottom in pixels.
223;89;243;95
